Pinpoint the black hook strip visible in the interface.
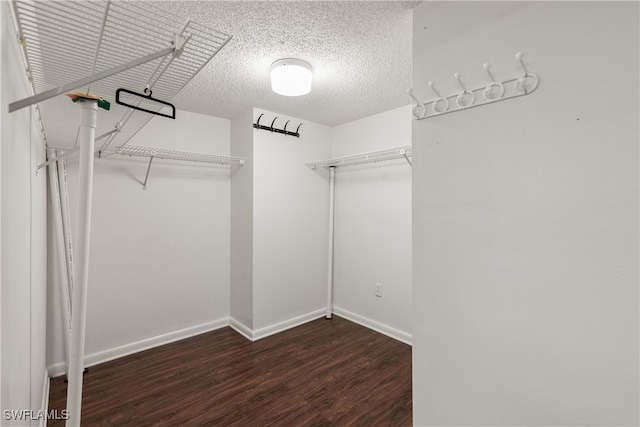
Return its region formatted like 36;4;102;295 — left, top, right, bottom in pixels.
116;88;176;119
253;115;302;138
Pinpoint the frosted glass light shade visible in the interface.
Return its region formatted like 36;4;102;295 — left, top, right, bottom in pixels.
270;59;312;96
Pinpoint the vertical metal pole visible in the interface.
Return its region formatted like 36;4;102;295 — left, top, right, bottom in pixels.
326;166;336;319
66;100;98;427
47;150;72;373
58;157;76;307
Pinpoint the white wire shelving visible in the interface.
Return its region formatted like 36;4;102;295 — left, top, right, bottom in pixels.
116;145;246;166
115;145;246;189
306;146;412;170
10;0;232;152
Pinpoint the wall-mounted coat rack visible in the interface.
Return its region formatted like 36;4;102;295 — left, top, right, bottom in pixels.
409;52;539;120
115;145;246;189
307;145;412;319
253;113;302;138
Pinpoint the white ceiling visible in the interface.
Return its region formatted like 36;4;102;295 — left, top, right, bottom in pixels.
155;1;417;127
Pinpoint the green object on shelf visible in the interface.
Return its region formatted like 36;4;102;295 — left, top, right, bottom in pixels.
70;96;110;111
97;99;110;111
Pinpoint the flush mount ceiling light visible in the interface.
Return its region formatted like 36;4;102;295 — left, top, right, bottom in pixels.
270;59;313;96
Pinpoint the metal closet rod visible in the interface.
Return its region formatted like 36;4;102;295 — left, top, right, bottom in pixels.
307;146;413;170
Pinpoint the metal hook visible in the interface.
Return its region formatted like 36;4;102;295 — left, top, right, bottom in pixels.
513;52;539;94
256;113;263;127
408;89;421;105
408;89;426;119
483;63;496;82
454;73;467;92
454;72;475;108
270;117;277;131
515;52;528;76
428;81;449;114
144;84;152;96
295;123;302;134
428;81;442;98
483;62;505;101
283;120;290;132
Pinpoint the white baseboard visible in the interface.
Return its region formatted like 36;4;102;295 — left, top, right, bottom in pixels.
332;306;412;346
48;317;229;378
228;317;253;341
46;309;408;380
40;367;50;427
252;308;326;341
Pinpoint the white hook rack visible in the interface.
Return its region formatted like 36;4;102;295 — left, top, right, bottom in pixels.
408;52;539;120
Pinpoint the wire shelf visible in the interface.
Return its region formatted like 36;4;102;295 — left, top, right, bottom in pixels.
11;0;232;149
115;145;246;166
307;146;412;170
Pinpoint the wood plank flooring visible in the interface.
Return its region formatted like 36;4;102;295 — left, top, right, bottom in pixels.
48;316;412;426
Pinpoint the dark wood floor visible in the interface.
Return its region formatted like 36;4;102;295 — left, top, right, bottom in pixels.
48;316;412;426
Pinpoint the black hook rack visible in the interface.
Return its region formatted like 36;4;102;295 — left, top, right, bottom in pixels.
253;113;302;138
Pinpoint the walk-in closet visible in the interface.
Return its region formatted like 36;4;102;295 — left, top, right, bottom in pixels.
1;1;637;426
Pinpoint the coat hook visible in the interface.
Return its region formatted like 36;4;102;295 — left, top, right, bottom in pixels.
514;52;540;94
454;72;475;108
295;123;302;136
270;117;277;131
482;62;505;101
256;113;263;127
283;120;290;133
408;89;426;119
428;81;449;114
515;52;528;75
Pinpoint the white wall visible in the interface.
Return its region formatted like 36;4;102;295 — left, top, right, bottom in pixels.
1;2;48;424
47;110;231;374
412;2;639;426
230;109;254;331
331;105;412;343
252;109;331;333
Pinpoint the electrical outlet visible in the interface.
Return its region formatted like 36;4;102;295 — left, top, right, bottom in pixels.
375;283;382;297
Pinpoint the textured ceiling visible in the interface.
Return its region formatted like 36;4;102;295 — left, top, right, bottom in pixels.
156;1;417;126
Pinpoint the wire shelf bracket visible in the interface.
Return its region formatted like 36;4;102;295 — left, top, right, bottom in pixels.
306;146;412;170
115;145;246;189
408;52;539;120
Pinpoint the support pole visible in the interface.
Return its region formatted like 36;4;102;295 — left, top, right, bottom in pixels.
66;100;98;427
47;150;72;372
326;166;336;319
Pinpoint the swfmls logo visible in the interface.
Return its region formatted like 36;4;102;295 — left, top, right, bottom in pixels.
3;409;70;421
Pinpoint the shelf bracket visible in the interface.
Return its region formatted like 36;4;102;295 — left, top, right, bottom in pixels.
142;155;154;190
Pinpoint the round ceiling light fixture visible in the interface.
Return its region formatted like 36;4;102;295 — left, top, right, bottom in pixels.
270;58;313;96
